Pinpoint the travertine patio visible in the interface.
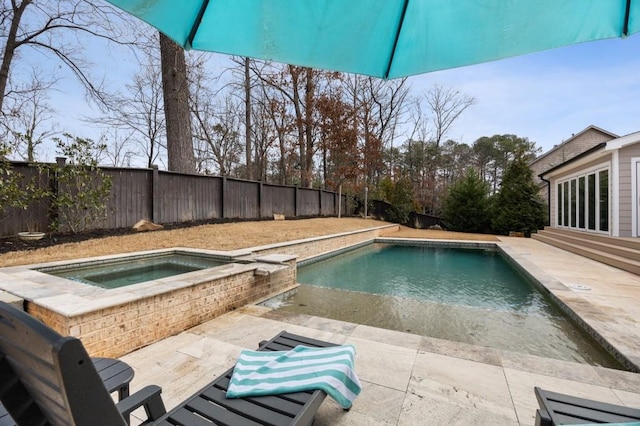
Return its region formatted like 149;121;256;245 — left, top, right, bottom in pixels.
120;236;640;425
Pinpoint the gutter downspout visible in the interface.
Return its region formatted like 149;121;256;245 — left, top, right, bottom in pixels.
539;174;551;227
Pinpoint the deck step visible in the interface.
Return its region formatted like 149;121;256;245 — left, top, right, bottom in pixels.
532;231;640;276
535;229;640;262
538;227;640;251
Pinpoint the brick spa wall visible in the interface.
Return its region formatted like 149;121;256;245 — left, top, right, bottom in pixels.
25;261;296;358
250;224;399;261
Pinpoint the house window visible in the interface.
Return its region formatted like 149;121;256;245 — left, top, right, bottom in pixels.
557;183;563;226
599;170;609;232
578;177;585;228
588;173;596;230
557;166;609;233
563;181;569;227
570;179;577;227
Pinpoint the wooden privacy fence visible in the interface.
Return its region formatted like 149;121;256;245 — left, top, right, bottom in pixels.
0;162;355;238
369;199;443;229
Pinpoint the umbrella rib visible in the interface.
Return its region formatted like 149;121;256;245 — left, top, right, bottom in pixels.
623;0;631;36
187;0;211;48
384;0;410;79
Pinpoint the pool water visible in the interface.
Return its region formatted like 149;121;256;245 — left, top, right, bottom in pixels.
49;253;226;289
298;244;540;311
268;243;621;368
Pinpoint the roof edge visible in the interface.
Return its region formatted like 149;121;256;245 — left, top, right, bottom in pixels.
532;125;617;164
538;142;607;178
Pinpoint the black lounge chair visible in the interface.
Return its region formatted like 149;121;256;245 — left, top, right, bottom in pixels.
535;387;640;425
0;356;135;425
0;301;335;425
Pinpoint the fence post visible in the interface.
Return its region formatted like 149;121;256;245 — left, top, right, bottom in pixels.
258;181;263;219
318;189;323;216
221;176;227;219
294;186;299;217
150;165;159;222
51;157;67;230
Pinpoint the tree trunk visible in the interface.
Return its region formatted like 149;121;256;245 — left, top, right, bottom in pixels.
290;68;306;186
244;57;253;180
159;33;195;173
0;1;30;113
303;68;314;188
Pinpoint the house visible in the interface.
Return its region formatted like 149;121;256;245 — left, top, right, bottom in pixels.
538;129;640;237
530;126;618;201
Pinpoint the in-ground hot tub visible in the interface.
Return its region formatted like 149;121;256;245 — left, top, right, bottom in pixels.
1;248;298;358
40;252;234;289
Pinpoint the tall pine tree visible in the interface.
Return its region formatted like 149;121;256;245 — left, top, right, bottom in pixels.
491;156;545;236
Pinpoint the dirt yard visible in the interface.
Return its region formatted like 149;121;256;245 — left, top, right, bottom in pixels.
0;218;498;267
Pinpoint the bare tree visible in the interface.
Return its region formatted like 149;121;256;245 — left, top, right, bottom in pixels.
0;0;137;114
402;84;475;214
255;76;295;185
159;33;195;173
250;63;321;187
249;96;278;182
188;58;242;176
101;129;137;167
191;93;242;176
2;69;57;161
344;75;409;186
98;34;165;168
426;84;475;148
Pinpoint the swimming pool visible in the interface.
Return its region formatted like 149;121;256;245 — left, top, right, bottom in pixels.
265;242;621;368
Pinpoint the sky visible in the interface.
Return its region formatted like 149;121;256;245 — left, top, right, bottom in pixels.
407;35;640;154
21;23;640;163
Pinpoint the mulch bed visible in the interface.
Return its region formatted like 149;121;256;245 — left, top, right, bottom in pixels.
0;219;219;255
0;215;326;255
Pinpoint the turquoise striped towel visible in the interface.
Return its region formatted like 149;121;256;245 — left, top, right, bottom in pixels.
227;344;362;409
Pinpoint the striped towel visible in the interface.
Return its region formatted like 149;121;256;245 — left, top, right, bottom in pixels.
226;344;362;409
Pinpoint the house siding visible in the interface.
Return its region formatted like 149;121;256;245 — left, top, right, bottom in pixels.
532;127;616;201
548;156;612;228
618;145;640;236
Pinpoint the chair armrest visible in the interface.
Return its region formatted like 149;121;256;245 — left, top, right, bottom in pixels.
535;408;552;426
115;385;166;425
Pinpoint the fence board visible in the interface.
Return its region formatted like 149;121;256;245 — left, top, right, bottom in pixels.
321;192;335;216
156;172;222;223
261;185;295;217
297;188;320;216
103;168;152;229
224;179;259;219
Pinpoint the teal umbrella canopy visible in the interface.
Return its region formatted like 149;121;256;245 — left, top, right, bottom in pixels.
106;0;639;79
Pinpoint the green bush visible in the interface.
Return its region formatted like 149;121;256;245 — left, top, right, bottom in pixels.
442;169;491;233
1;145;49;231
0;145;25;216
379;176;415;224
46;134;112;233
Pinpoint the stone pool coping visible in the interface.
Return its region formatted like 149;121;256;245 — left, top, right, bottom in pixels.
495;237;640;372
372;237;640;372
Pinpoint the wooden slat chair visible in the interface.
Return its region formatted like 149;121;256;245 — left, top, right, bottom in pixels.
0;356;136;425
535;387;640;425
0;301;165;425
0;301;335;425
